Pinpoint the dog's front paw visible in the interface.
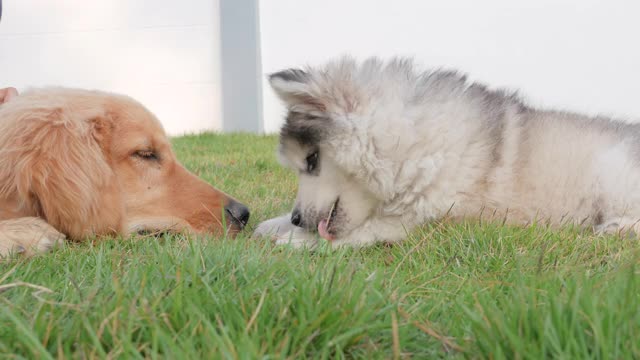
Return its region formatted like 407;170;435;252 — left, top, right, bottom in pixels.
595;217;640;238
0;217;66;258
272;227;318;249
253;214;294;239
253;214;318;249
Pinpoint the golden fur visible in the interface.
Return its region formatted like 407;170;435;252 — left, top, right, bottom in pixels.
0;87;244;257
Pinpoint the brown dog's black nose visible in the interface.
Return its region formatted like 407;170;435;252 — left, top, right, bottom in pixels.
225;200;250;229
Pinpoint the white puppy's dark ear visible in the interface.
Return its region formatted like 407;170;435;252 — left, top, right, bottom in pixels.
269;69;325;111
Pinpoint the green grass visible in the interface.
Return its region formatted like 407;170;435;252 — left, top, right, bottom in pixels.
1;133;639;359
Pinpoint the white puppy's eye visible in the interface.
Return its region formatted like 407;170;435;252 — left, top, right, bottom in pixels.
306;151;318;172
135;150;159;161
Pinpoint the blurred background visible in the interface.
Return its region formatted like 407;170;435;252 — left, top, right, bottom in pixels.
1;0;639;135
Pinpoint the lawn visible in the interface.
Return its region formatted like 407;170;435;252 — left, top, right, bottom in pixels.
1;133;639;359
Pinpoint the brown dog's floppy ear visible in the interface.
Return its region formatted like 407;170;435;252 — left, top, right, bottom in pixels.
0;106;122;238
269;69;326;112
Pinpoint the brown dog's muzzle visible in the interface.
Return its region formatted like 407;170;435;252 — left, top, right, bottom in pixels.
175;163;251;237
125;162;251;238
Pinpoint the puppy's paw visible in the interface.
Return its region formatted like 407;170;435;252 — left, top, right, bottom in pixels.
253;214;318;249
273;227;318;249
253;214;293;239
0;217;66;258
595;217;640;238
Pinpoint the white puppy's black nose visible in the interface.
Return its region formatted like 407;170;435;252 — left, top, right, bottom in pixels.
224;200;250;229
291;209;302;226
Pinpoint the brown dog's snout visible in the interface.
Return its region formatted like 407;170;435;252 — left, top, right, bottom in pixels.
224;199;250;229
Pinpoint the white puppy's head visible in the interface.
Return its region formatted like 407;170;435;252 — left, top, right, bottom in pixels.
268;60;389;240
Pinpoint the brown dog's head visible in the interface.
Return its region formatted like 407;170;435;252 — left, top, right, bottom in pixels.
0;87;249;239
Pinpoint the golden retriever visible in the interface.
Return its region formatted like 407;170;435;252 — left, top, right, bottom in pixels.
0;87;249;257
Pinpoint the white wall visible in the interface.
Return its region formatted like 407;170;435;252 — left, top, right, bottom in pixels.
0;0;222;135
260;0;640;133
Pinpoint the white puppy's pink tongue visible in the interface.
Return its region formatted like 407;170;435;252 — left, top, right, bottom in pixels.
318;219;335;241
